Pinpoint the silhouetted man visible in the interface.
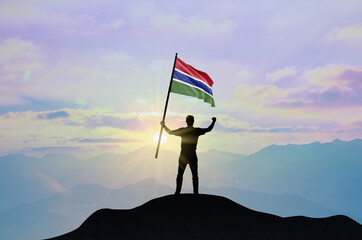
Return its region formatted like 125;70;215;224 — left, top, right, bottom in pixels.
161;115;216;195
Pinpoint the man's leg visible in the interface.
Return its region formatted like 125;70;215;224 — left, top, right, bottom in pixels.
189;153;199;195
175;153;187;195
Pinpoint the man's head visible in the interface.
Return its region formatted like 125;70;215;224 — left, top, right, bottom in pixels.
186;115;194;126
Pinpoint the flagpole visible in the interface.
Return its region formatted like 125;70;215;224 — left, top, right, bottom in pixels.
155;53;178;158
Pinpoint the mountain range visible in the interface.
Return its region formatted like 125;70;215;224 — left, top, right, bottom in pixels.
0;138;361;239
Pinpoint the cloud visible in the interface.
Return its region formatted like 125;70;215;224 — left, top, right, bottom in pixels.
303;64;362;87
232;64;362;110
55;109;163;132
133;2;234;39
0;47;168;111
0;108;164;156
215;121;318;134
0;38;45;106
0;90;27;106
78;138;137;143
0;38;44;64
83;115;145;130
266;67;297;82
214;115;250;129
0;0;126;41
353;121;362;127
38;110;70;119
307;86;356;107
210;114;320;134
25;144;131;158
0;1;92;29
301;64;362;108
325;24;362;42
232;84;289;105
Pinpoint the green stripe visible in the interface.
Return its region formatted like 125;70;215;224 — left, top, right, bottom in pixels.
171;80;215;107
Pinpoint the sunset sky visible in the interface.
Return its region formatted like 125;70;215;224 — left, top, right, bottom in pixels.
1;0;361;157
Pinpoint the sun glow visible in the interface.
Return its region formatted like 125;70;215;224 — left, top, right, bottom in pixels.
153;133;167;145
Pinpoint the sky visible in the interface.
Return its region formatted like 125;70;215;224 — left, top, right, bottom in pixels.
0;0;362;157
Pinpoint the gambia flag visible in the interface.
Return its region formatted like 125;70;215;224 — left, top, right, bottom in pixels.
171;58;215;107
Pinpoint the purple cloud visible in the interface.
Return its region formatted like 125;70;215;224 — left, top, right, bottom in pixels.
215;122;317;134
38;110;70;119
84;115;150;131
270;65;362;109
30;146;80;152
78;138;137;143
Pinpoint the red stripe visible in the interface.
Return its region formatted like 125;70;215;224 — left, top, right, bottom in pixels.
175;58;214;87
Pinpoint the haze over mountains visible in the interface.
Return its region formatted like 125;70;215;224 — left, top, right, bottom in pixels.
1;138;361;239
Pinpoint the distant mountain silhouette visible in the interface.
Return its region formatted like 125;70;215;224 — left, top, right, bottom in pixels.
0;202;70;240
0;179;173;240
1;139;362;239
1;139;361;216
244;138;362;217
47;194;362;240
203;186;345;218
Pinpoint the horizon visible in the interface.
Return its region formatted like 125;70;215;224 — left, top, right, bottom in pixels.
1;137;360;159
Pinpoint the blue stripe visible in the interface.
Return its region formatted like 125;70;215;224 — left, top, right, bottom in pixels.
173;70;213;96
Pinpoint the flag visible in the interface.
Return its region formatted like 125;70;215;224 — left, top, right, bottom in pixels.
171;58;215;107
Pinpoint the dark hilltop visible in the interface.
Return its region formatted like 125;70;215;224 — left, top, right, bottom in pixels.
47;194;362;240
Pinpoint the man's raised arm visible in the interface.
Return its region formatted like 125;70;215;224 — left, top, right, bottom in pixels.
204;117;217;133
